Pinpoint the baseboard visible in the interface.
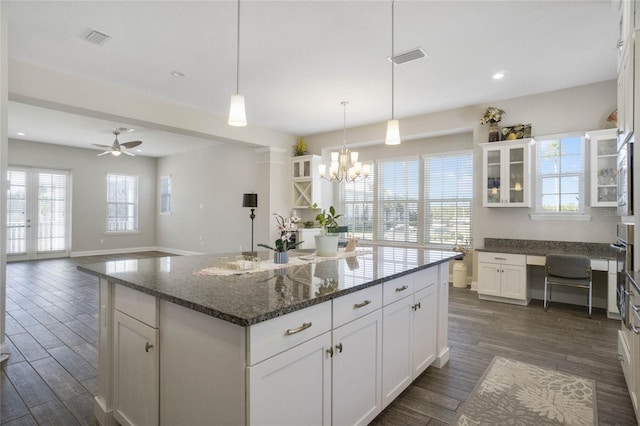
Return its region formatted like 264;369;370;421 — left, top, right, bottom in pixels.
94;397;117;426
70;246;201;257
432;347;450;368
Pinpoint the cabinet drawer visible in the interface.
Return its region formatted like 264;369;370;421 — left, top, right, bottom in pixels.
247;301;332;365
115;284;158;328
333;285;382;328
383;274;413;306
477;252;526;266
413;267;438;293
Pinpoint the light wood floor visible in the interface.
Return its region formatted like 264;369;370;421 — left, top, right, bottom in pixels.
1;253;637;425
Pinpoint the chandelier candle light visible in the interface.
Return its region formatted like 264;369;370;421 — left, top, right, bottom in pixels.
318;101;371;183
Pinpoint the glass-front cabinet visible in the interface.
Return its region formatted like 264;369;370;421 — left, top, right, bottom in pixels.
481;139;533;207
587;128;618;207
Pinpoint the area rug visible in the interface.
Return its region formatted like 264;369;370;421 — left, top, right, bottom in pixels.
455;356;597;426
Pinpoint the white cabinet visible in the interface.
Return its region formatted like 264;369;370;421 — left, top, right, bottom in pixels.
381;269;438;408
112;285;159;426
477;252;528;305
587;129;618;207
297;227;323;250
481;139;533;207
618;41;634;144
248;332;332;426
292;155;327;208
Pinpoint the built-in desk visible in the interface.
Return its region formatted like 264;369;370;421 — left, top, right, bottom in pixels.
475;238;619;318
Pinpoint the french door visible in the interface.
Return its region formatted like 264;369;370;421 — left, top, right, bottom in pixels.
7;167;70;261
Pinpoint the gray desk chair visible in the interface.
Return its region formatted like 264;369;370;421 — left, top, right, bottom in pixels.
544;254;593;318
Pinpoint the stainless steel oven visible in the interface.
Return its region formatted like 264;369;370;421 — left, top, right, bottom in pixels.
617;134;634;216
612;223;634;328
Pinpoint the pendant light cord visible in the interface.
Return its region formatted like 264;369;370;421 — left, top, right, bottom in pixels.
235;0;241;94
342;101;348;148
391;0;395;120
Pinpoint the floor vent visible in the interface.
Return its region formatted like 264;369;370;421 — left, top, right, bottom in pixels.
83;28;112;46
389;48;427;65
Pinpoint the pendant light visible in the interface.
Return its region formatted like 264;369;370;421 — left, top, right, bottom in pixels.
318;101;370;183
385;0;401;145
228;0;247;127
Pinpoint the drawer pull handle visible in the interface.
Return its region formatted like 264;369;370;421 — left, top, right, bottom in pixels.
285;322;312;336
395;285;409;292
632;304;639;313
632;325;640;335
354;300;371;309
145;342;154;353
336;343;343;353
494;257;507;261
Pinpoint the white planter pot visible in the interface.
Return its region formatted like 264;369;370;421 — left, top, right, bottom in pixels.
314;234;340;257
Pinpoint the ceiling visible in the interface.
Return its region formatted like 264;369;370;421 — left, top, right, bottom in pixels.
5;1;620;157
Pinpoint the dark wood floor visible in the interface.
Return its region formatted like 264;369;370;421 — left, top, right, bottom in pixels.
1;254;637;425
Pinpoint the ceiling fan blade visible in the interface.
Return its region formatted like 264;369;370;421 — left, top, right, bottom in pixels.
121;150;136;156
97;150;111;157
120;141;142;149
92;143;111;149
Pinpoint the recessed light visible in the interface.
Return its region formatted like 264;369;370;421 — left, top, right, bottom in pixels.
170;70;186;78
136;149;142;153
492;72;505;80
16;132;25;136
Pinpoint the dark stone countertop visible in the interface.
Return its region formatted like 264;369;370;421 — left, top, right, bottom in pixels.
476;238;617;260
77;246;460;327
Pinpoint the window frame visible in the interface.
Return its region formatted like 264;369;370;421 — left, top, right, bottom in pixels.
160;175;172;215
106;174;139;233
338;162;374;241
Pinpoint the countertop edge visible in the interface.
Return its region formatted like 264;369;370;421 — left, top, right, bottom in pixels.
78;254;459;327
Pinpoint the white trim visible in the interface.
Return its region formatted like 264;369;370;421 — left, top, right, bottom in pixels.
529;214;592;221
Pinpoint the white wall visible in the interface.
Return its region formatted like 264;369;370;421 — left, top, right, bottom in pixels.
156;143;287;254
305;80;619;248
8;139;157;254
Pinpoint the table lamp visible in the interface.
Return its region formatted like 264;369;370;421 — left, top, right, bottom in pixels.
242;193;258;254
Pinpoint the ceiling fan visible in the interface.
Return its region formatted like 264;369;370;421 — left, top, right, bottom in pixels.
93;129;142;157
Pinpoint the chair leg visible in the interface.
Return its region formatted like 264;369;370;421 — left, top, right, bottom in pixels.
544;277;549;311
589;281;593;319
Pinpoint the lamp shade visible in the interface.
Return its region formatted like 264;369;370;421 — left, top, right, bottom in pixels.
385;119;401;145
242;193;258;208
228;94;247;127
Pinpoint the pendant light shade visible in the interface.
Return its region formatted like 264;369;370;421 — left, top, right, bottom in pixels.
228;0;247;127
228;94;247;127
385;0;401;145
385;119;401;145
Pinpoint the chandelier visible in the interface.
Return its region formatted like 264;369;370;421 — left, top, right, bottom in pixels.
318;101;370;183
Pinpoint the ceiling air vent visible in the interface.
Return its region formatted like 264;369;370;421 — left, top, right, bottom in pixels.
83;28;112;46
389;47;427;65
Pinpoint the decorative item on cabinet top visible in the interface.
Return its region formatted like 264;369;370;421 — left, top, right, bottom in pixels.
480;107;506;143
501;123;532;141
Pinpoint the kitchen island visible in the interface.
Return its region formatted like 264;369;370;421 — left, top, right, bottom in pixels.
78;246;459;426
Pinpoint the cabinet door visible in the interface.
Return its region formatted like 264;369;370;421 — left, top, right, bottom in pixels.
412;285;437;378
589;130;618;207
381;296;413;408
500;264;526;300
483;147;503;206
477;262;501;296
113;310;159;426
505;145;528;206
248;332;332;426
332;310;382;426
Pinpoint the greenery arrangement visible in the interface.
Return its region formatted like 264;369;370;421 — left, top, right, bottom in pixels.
310;203;341;234
480;107;506;124
292;137;308;156
258;213;304;252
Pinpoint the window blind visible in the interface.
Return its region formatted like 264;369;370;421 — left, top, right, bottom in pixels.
107;174;139;231
377;157;420;243
339;162;374;240
424;151;473;247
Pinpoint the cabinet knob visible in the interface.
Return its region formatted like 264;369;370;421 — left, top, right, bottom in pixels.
617;39;624;49
145;342;154;353
335;343;343;353
326;347;334;358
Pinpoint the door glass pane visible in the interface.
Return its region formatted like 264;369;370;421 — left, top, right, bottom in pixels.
7;170;27;254
38;173;67;252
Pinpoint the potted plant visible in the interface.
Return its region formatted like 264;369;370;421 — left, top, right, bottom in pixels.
480;106;506;142
310;204;342;257
258;213;303;264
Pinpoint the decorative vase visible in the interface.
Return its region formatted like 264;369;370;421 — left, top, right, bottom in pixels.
274;251;289;264
488;121;500;142
314;234;340;257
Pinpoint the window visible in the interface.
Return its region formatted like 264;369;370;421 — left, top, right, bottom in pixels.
107;174;138;232
424;151;472;247
339;162;374;240
160;175;171;214
536;134;585;214
378;157;420;243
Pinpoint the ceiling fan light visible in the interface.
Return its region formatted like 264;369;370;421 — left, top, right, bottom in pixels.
111;150;122;156
228;94;247;127
385;119;401;145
